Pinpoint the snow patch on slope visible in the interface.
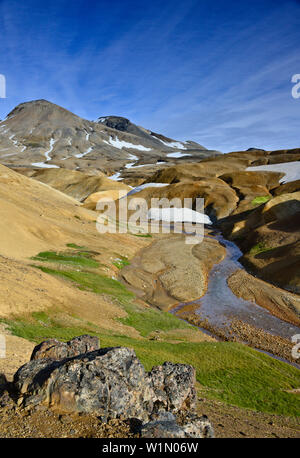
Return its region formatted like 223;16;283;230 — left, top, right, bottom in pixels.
75;147;93;159
32;138;59;168
167;151;191;158
148;207;212;225
246;161;300;184
104;136;152;151
127;183;169;196
158;139;187;150
109;171;122;181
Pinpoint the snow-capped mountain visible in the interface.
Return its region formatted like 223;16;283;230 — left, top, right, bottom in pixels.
0;100;220;176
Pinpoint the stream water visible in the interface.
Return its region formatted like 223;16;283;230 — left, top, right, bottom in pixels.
173;231;300;366
124;184;300;365
191;233;300;339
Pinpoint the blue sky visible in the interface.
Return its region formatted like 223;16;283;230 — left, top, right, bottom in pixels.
0;0;299;152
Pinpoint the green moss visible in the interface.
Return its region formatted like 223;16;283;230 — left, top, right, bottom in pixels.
66;243;86;249
100;337;300;417
119;303;192;337
3;310;300;417
112;259;130;269
31;251;99;268
131;233;152;238
34;266;134;304
112;254;130;269
251;195;271;206
0;313;99;343
249;242;273;256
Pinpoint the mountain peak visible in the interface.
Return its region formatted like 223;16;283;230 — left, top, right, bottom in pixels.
6;99;79;121
0;99;220;175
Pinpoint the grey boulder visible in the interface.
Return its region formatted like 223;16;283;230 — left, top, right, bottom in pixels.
140;411;214;438
30;335;99;361
14;347;155;422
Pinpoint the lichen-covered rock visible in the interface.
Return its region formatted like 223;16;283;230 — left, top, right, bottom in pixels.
30;335;99;361
140;419;186;438
15;348;197;422
140;411;214;438
179;414;214;438
13;338;213;435
150;361;197;414
15;347;155;422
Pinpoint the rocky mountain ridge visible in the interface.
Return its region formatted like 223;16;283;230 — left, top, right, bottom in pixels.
0;99;220;176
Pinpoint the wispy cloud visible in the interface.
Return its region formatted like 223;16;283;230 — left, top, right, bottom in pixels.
0;0;299;151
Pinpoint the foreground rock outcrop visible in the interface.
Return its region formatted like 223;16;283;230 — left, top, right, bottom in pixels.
12;336;213;438
30;335;100;361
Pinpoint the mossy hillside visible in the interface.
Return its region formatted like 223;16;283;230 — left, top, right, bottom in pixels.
35;266;134;304
31;263;193;337
12;245;299;417
2;310;300;417
1;311;100;343
31;250;99;268
32;246;128;273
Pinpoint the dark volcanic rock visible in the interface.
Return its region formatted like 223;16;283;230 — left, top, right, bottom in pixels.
150;361;197;414
30;335;100;361
97;116;131;132
12;338;215;437
140;411;214;438
15;347;155;421
180;414;214;438
140;411;186;438
246;148;266;152
13;341;204;431
0;373;8;396
0;373;6;386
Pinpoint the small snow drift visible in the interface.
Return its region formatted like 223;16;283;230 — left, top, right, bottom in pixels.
109;171;122;181
167;151;191;158
246;161;300;184
75;147;93;158
148;207;212;225
31;162;59;169
104;136;152;151
127;182;169;196
159;139;188;150
32;137;60;168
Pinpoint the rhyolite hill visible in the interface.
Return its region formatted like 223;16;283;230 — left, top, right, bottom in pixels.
0;99;299;439
0;99;220;177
